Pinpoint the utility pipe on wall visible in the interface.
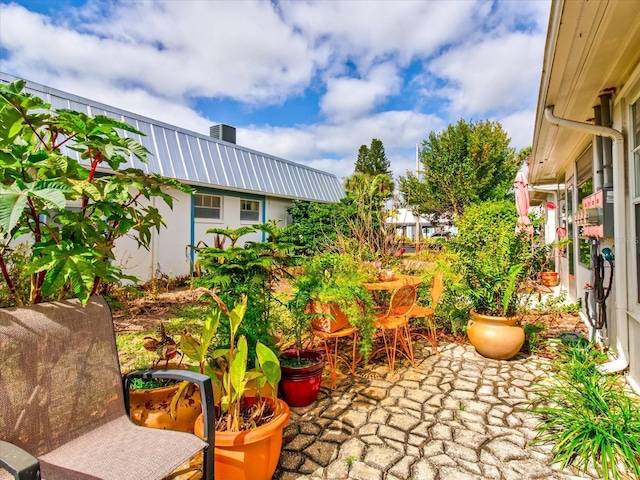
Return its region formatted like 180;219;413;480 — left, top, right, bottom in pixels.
544;105;629;374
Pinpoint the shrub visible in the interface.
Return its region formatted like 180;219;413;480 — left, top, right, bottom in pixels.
451;200;545;316
531;343;640;480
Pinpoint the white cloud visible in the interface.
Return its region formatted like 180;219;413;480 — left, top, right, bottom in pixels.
282;0;481;68
320;63;402;121
499;109;537;151
239;110;444;179
0;0;551;184
0;2;317;103
428;31;546;118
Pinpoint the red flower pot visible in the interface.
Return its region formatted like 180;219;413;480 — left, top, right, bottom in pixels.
279;349;324;407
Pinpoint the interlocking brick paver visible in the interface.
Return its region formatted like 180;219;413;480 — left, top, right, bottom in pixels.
273;342;598;480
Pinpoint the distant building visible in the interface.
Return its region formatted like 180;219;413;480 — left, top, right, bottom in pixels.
1;72;344;282
386;208;454;241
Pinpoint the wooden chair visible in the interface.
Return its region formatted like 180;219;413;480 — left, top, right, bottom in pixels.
0;297;215;480
407;271;444;353
371;285;417;374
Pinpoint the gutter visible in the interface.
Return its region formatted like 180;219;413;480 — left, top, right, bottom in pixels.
544;106;629;374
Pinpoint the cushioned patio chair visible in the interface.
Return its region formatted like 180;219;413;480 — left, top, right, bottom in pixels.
0;296;215;480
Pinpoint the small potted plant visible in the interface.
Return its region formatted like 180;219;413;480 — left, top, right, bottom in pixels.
280;287;326;407
452;200;545;360
291;252;376;359
127;323;202;433
184;289;289;480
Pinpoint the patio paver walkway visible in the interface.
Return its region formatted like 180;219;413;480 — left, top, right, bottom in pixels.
274;341;599;480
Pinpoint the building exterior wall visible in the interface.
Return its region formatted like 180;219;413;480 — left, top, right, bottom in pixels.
545;59;640;392
113;187;192;282
114;187;299;283
265;197;294;228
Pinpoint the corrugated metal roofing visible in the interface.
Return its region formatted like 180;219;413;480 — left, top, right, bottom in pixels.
0;72;344;203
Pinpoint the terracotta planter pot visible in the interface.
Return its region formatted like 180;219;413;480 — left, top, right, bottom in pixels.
279;349;325;407
540;271;559;287
308;302;350;333
467;309;525;360
128;382;202;433
194;397;290;480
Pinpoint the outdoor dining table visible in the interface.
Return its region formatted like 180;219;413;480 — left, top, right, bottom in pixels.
363;274;423;291
362;274;422;373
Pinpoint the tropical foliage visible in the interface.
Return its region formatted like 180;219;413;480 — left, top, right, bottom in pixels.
182;291;281;432
288;252;376;359
0;80;189;306
192;221;298;362
531;343;640;480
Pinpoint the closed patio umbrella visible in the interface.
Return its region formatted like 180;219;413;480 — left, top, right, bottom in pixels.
514;171;533;235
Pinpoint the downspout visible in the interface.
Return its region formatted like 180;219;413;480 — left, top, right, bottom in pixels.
544;106;629;373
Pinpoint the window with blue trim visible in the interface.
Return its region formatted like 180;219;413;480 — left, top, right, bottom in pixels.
240;199;260;222
195;193;221;220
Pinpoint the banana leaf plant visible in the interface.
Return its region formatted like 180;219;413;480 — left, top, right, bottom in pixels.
180;288;281;432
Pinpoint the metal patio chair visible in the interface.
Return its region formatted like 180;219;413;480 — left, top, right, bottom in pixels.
371;285;417;374
0;296;215;480
407;271;444;353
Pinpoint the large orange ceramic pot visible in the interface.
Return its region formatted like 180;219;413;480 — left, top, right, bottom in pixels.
128;382;202;433
194;397;290;480
467;309;525;360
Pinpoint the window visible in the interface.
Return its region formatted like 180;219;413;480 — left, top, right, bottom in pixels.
240;199;260;222
576;148;593;268
633;100;640;197
632;100;640;302
195;193;221;220
566;183;575;276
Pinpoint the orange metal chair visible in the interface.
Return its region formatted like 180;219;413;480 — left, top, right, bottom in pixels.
312;326;359;389
407;271;444;353
371;285;417;374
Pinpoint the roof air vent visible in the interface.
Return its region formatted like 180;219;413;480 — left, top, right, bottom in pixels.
210;124;236;144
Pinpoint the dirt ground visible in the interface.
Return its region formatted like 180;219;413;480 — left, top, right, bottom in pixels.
111;286;589;358
111;288;201;333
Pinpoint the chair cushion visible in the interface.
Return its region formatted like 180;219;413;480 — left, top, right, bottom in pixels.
39;416;206;480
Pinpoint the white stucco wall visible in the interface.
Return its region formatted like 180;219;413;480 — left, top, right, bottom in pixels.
114;187;192;282
265;197;293;227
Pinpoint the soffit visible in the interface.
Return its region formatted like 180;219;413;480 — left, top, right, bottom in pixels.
530;0;640;185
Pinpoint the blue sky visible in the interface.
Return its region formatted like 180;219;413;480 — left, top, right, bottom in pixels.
0;0;550;181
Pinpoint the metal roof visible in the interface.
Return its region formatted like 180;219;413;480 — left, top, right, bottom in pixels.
0;72;344;203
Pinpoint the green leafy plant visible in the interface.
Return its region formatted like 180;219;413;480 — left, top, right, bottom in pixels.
528;289;581;315
451;200;545;316
192;221;298;363
522;322;546;354
0;79;190;306
128;377;177;390
531;343;640;480
181;289;281;432
288;252;376;358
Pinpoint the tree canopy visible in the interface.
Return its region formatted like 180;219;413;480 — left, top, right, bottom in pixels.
399;119;522;218
354;138;392;176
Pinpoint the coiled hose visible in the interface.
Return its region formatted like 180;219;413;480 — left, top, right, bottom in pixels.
585;253;613;330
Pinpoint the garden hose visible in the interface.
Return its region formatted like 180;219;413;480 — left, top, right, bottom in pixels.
584;253;613;330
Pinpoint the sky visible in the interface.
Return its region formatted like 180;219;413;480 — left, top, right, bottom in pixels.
0;0;550;182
